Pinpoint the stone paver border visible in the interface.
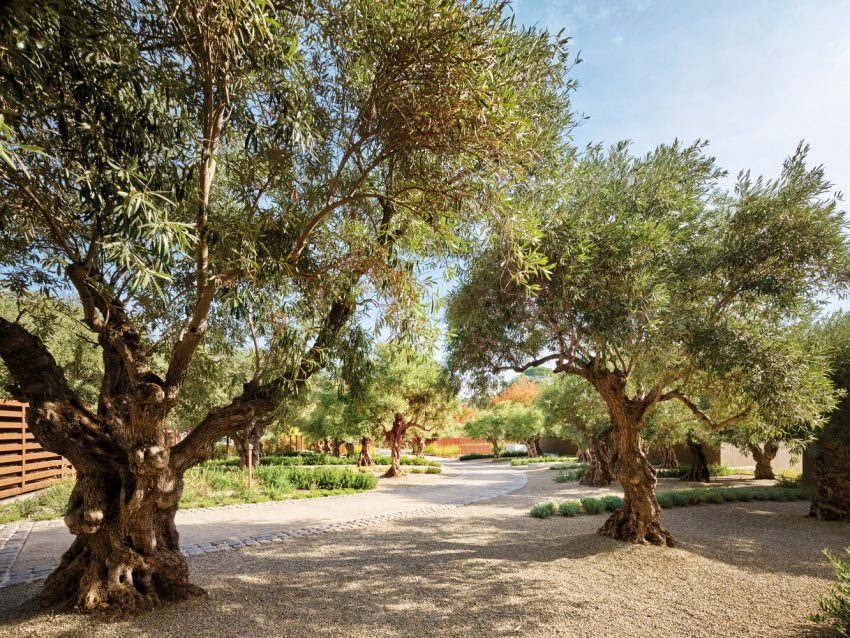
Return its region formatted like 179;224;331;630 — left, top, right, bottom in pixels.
0;469;526;589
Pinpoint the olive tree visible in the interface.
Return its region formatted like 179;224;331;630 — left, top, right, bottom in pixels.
0;0;572;615
447;141;846;545
357;343;458;477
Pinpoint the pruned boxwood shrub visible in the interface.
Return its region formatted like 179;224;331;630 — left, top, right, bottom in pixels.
602;495;625;511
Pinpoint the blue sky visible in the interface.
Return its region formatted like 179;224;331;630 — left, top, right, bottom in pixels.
512;0;850;196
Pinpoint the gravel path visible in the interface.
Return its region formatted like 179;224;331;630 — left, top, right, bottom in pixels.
0;463;847;637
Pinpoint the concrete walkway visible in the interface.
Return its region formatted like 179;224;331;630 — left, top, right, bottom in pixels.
0;460;526;589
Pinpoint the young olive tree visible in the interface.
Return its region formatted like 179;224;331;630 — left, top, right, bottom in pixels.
357;344;458;477
0;0;572;614
447;141;846;545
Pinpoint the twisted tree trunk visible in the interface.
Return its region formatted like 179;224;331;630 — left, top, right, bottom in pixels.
331;438;342;457
525;438;539;458
232;428;262;469
383;415;409;478
681;436;710;482
41;447;203;618
593;373;674;547
580;431;614;487
659;445;679;469
357;436;373;467
345;441;356;458
749;442;778;479
411;433;426;458
576;447;591;463
489;437;500;458
809;440;850;521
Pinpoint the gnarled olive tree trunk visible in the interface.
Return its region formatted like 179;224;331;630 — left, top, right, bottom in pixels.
489;437;500;458
749;442;778;480
232;428;262;469
593;373;674;547
383;415;410;478
681;436;710;482
809;440;850;521
411;433;426;458
576;447;591;463
41;445;203;618
580;430;614;487
357;436;373;467
659;445;679;469
525;438;539;458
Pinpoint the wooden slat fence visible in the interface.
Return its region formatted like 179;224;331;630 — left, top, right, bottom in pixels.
0;400;74;500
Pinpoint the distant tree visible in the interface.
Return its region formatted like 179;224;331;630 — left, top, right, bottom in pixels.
464;405;506;457
448;142;846;545
357;344;457;476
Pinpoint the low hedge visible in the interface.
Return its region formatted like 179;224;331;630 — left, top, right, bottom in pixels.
511;456;578;467
256;466;378;491
530;485;812;519
552;466;588;482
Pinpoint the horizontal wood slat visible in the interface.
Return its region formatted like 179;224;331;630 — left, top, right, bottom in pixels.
0;400;75;501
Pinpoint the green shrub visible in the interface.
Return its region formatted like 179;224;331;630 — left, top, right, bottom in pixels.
530;501;559;518
656;492;675;509
670;491;689;507
559;500;581;517
459;453;494;461
552;466;587;483
500;450;529;458
807;546;850;636
512;455;578;467
601;495;625;511
777;468;803;488
580;497;605;515
550;462;582;470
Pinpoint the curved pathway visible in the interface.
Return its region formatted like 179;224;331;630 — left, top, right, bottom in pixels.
0;460;525;589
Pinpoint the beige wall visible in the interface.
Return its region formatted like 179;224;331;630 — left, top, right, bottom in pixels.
719;443;800;470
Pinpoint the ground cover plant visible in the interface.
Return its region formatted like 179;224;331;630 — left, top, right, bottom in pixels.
459;453;495;461
552;466;589;482
808;546;850;637
0;466;378;524
530;486;811;519
511;456;578;466
654;464;747;479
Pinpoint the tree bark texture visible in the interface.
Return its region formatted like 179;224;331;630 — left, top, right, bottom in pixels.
489;437;500;458
749;442;778;480
525;438;539;458
592;372;675;546
659;445;679;469
232;428;262;469
357;437;373;467
411;433;426;458
580;432;614;487
576;447;591;463
809;439;850;521
383;415;410;478
681;436;710;482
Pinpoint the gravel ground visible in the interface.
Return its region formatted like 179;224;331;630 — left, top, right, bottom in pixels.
0;465;847;638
